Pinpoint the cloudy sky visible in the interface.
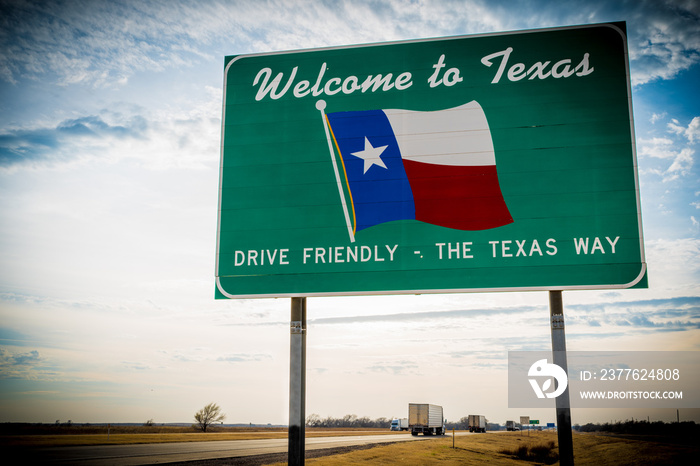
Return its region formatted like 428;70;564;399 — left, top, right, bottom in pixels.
1;0;699;427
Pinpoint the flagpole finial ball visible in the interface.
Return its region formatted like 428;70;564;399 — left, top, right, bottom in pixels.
316;100;326;111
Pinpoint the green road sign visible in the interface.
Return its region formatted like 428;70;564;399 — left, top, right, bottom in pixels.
530;420;540;425
216;22;646;298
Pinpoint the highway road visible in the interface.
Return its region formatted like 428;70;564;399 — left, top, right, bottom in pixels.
21;432;474;465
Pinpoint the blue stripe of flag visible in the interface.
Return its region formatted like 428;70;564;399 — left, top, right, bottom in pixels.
327;109;416;232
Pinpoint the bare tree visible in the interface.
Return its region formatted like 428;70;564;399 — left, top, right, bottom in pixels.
194;402;226;432
306;413;322;427
305;414;391;428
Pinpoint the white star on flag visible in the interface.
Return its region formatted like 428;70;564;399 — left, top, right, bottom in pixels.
351;137;388;174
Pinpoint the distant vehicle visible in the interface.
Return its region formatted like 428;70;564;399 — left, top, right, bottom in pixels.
390;418;409;431
468;414;486;433
408;403;444;436
506;420;516;431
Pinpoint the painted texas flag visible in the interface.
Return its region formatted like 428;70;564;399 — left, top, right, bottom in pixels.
321;100;513;240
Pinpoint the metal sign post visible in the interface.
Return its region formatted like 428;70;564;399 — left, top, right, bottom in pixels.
520;416;530;436
549;290;574;465
288;297;307;465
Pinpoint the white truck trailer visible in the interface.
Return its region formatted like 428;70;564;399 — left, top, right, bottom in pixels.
468;414;486;433
390;418;409;431
408;403;444;436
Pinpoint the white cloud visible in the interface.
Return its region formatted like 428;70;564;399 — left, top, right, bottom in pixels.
644;237;700;292
638;137;676;158
638;118;697;182
664;147;695;181
625;0;700;85
0;348;42;378
0;0;490;89
1;0;226;88
2;0;698;89
650;112;667;124
0;84;221;171
668;117;700;143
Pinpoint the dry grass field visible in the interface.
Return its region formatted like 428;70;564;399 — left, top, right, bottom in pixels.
272;431;698;465
2;425;697;464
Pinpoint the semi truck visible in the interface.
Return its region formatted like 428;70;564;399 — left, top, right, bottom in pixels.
468;414;486;433
408;403;444;436
390;418;409;431
506;420;516;431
